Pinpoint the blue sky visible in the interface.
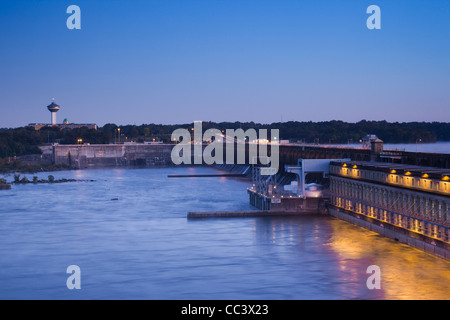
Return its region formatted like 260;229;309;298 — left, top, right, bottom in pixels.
1;0;449;128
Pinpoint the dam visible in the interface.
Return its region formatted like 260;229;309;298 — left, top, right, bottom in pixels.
16;140;449;259
245;156;449;260
27;139;450;170
51;142;174;168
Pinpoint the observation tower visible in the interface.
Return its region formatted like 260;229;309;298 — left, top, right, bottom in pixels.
47;100;60;125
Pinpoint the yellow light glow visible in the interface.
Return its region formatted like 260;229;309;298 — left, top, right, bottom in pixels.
353;165;357;169
405;171;411;175
422;174;429;178
391;170;396;174
443;176;449;181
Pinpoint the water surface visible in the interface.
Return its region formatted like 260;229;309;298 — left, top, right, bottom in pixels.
0;167;449;299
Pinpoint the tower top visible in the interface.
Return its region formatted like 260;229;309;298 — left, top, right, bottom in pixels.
47;101;60;112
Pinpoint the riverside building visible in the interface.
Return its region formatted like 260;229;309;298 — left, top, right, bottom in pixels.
328;160;450;258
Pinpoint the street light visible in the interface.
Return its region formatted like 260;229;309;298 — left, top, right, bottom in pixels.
416;138;422;152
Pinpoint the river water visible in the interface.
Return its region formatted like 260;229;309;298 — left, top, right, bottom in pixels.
0;167;449;300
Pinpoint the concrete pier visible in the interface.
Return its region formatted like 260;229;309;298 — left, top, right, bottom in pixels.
168;173;246;178
248;190;327;213
187;210;319;219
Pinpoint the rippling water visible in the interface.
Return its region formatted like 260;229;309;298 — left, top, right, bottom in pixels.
0;167;449;300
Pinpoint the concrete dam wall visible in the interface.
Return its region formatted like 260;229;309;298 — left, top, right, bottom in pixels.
53;143;174;168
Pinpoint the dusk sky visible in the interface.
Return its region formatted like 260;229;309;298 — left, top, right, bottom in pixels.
1;0;449;128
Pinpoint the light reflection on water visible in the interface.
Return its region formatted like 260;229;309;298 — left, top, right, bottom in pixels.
0;167;449;300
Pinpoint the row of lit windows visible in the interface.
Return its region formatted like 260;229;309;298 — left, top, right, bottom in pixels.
391;175;449;192
330;165;450;195
330;177;449;223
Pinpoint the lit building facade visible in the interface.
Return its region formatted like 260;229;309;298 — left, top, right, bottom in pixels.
329;161;450;245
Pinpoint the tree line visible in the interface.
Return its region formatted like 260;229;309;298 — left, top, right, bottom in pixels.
0;120;449;158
